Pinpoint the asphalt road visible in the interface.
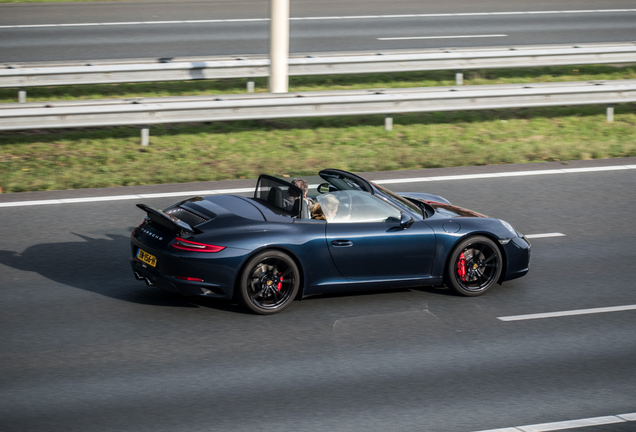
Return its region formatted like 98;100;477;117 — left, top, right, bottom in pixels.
1;158;635;432
1;0;636;62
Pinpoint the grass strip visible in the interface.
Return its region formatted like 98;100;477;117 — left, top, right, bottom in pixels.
1;104;635;193
2;65;635;193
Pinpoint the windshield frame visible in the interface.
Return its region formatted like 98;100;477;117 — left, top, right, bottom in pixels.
371;183;425;219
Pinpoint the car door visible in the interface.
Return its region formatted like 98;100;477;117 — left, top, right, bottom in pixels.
323;191;436;280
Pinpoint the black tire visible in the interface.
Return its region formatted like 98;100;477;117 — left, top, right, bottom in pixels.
446;236;502;297
238;250;300;315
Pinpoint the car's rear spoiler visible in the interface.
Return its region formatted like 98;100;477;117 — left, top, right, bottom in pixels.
136;204;195;236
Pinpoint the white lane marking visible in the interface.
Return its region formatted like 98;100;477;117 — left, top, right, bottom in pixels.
373;164;636;185
0;19;270;29
0;188;254;208
1;10;636;29
498;304;636;322
473;413;636;432
0;164;634;208
378;34;507;41
477;428;519;432
524;233;565;239
516;416;625;432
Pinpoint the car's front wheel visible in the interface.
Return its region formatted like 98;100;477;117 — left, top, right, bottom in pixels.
447;236;502;296
238;250;300;315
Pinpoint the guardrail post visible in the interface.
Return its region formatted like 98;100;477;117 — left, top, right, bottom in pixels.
455;71;463;86
18;88;26;103
247;78;255;93
141;126;150;146
385;115;393;131
606;105;614;122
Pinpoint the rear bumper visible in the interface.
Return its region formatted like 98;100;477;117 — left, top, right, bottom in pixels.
130;258;230;298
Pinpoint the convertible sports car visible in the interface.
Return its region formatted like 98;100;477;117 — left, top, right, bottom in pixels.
130;169;530;314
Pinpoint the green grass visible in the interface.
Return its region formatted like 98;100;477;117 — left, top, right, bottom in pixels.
1;64;635;193
2;105;635;193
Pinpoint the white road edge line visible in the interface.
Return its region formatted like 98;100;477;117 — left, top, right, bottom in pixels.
378;34;507;41
0;164;634;208
1;9;636;29
524;233;565;239
373;165;636;185
498;305;636;322
473;413;636;432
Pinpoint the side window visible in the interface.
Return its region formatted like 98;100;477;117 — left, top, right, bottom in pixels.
254;175;304;217
319;191;400;223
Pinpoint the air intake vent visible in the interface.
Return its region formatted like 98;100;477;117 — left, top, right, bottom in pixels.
165;207;208;227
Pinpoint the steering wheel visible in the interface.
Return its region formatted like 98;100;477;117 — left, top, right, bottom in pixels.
333;191;352;220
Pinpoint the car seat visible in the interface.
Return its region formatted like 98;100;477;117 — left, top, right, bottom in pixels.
267;186;284;209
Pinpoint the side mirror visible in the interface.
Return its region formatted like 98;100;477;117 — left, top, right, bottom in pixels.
400;212;414;228
317;183;336;194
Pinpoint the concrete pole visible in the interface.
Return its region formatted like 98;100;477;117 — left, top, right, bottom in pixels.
141;126;149;146
385;115;393;131
269;0;290;93
455;71;463;86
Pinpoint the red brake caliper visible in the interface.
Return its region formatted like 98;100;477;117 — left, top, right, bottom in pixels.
276;272;283;291
457;252;467;281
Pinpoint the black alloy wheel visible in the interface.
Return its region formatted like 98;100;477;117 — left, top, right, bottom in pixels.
238;250;300;315
447;236;502;296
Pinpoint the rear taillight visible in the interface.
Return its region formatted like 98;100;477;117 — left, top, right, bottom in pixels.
131;220;146;237
171;237;225;253
175;276;204;282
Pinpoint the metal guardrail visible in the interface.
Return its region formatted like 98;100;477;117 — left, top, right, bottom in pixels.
1;80;634;143
2;43;636;101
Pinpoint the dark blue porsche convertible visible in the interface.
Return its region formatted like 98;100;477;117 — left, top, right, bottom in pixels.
130;169;530;314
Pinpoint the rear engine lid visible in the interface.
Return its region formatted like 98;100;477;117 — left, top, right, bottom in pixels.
137;195;267;236
200;195;266;221
137;203;202;237
164;205;210;227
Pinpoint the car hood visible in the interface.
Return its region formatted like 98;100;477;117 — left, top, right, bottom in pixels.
425;201;488;218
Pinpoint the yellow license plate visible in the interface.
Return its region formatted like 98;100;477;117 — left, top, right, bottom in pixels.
137;249;157;267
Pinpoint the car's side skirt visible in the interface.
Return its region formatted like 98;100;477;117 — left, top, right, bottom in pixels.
304;276;444;297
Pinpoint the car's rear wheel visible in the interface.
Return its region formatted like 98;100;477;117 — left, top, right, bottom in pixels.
238;250;300;315
447;236;502;296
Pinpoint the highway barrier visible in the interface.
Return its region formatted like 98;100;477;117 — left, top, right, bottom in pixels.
2;43;636;102
1;80;635;144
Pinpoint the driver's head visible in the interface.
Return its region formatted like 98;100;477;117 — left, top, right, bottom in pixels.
291;178;309;198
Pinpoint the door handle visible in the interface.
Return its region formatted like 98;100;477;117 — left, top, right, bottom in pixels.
331;240;354;247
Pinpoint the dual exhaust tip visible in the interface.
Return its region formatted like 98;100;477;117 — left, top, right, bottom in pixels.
134;271;154;286
134;270;220;297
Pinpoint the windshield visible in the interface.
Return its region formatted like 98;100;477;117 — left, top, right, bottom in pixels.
373;183;424;217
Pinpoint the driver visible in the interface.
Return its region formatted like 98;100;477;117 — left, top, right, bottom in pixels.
284;178;315;211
